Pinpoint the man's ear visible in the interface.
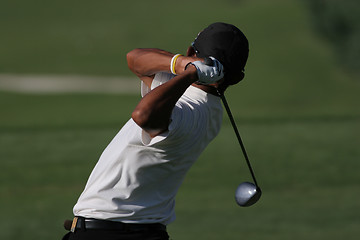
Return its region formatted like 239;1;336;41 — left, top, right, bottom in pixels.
186;46;196;57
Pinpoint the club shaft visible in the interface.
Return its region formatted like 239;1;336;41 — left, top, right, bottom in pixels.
219;93;259;187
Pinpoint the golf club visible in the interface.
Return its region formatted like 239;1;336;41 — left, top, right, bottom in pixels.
202;56;262;206
217;91;262;207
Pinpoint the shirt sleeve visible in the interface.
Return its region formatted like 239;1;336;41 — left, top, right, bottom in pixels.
141;72;175;97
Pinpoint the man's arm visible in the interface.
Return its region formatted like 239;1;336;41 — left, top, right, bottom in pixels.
131;65;198;138
127;48;198;137
126;48;196;88
127;48;172;88
128;48;223;138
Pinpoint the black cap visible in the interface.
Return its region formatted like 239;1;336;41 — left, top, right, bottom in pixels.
192;22;249;85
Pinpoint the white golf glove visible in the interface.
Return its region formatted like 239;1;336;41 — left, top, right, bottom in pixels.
190;57;224;85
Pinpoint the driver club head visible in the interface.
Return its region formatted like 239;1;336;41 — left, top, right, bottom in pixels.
235;182;262;207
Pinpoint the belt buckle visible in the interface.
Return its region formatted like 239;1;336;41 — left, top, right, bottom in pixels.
71;217;78;232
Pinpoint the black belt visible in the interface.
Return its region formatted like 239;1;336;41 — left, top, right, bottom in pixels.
64;217;166;232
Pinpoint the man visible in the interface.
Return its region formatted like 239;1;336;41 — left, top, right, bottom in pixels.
62;22;249;240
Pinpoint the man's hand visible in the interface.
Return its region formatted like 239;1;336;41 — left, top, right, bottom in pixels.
190;57;224;85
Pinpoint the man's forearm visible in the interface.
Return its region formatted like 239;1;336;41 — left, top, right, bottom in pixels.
127;48;198;87
127;48;173;78
131;65;198;137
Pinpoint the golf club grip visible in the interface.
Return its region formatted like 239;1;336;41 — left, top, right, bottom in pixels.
219;93;259;187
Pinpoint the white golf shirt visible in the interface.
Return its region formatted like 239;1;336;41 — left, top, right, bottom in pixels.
73;72;223;225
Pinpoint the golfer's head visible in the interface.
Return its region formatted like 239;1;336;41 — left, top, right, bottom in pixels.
192;22;249;86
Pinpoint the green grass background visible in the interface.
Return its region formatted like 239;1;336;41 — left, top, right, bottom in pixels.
1;0;359;239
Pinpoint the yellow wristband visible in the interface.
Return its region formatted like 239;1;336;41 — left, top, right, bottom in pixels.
170;54;182;75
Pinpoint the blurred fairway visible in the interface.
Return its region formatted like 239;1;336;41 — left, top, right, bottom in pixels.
1;0;360;240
